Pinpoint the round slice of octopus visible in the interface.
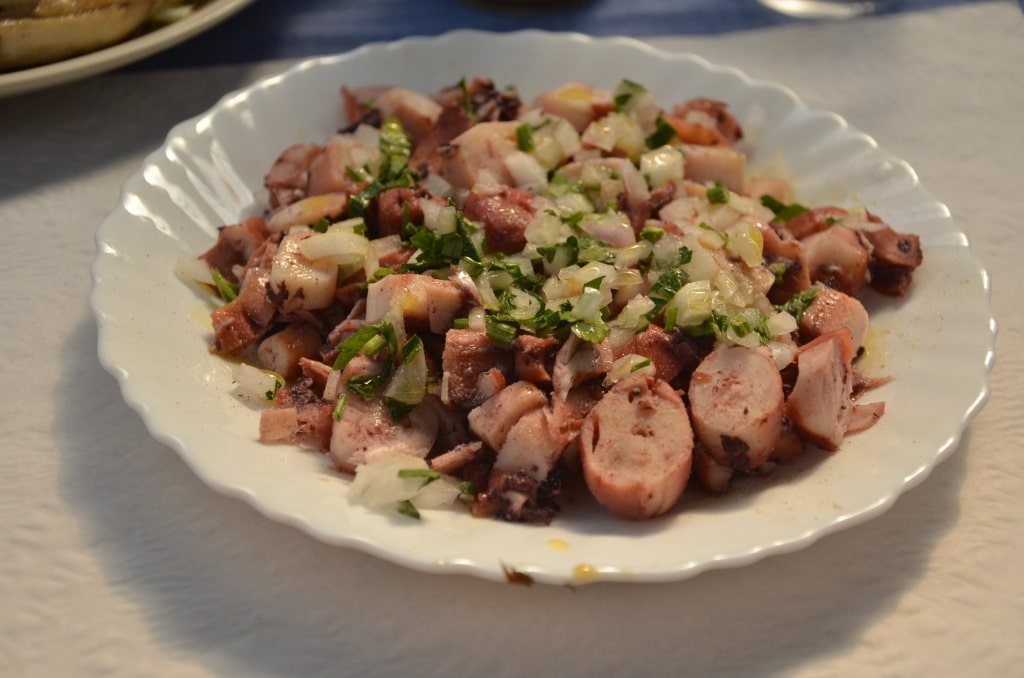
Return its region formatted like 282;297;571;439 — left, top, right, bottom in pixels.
579;374;694;520
687;344;784;472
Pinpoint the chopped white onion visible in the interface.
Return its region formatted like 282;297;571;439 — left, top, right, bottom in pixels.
412;475;462;509
603;354;657;387
579;211;635;248
352;123;380;149
175;255;214;286
767;310;798;337
725;218;765;268
506;287;544;321
349;454;433;508
667;279;716;328
615;240;653;269
298;228;370;265
572;286;609;323
608;295;655;349
364;234;402;279
525;211;573;247
420;171;453;199
421;200;457;233
640;145;685;189
504;150;549;191
467;306;487;331
551;117;583;157
581;112;645;160
233;363;282;404
768;338;798;370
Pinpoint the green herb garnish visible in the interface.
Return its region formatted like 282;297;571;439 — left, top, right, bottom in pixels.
331;394;347;421
645;114;677;148
707;182;730;205
760;194;809;222
396;500;421;519
516;123;534;151
210;268;239;303
776;287;821;323
397;468;441;488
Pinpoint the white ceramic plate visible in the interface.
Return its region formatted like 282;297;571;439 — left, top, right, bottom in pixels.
0;0;254;98
91;30;995;585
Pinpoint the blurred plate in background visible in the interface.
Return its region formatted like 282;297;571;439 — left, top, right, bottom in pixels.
0;0;254;98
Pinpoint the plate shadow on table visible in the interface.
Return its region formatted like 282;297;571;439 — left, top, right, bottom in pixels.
56;312;968;676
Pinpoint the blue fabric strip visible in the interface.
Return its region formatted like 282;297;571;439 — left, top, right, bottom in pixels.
133;0;988;70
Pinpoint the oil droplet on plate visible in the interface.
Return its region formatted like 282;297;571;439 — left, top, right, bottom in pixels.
858;325;892;375
573;564;599;581
547;538;570;551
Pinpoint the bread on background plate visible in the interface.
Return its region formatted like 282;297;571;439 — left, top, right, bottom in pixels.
1;0;187;71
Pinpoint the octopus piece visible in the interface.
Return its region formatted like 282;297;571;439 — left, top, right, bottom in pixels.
688;344;784;471
549;379;604;443
476;406;572;524
259;401;334;452
801;225;871;296
199;216;269;282
371;187;424;239
328;397;438;473
784;206;848;240
374;87;443;146
693;444;733;494
846;400;886;435
859;223;923;297
257;323;322;381
340;85;391;126
785;329;857;451
682;144;746;192
552;335;614;401
461;187;538;254
533;82;615;133
467;381;549;452
769;417;807;465
492;406;568;482
616;324;692;384
410;103;473;176
297;356;333;393
512;334;559;384
579;374;694;520
799;285;870;350
210;243;278;354
760;223;812;304
323;353;384;404
473;465;566;525
429;441;485;475
440;329;514;408
670;98;744;145
744;176;792;205
268;230;339;313
438;78;522;123
264;143;322;209
266;192;350;234
364;273;468;335
664;114;730;147
306;134;376;197
320;301;367;364
439;120;520;191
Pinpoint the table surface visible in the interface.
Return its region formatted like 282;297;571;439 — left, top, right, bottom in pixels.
1;2;1021;676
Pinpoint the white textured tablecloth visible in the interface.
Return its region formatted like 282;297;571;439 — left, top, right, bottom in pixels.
1;3;1020;676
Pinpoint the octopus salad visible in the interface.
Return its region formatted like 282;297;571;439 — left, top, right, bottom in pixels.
185;77;923;524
